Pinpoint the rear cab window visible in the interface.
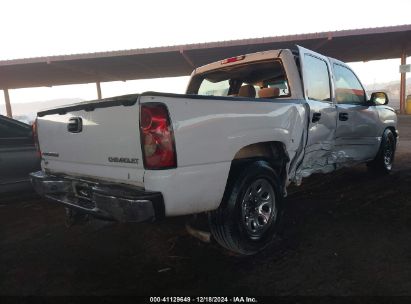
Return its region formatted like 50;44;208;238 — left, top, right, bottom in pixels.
187;60;290;100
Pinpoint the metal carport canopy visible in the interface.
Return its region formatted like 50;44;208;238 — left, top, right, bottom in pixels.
1;24;411;90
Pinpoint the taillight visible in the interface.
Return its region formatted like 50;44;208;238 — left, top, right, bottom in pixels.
140;103;177;169
32;118;41;158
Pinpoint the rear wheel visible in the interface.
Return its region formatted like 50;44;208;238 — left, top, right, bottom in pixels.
368;129;396;174
208;160;282;255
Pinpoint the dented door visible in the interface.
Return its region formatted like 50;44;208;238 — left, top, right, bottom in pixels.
297;46;337;178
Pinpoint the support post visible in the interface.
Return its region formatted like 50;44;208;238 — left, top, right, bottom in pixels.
3;89;12;118
180;49;195;68
400;49;407;114
96;81;102;99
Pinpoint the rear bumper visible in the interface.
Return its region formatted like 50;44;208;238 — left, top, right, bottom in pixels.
30;171;164;222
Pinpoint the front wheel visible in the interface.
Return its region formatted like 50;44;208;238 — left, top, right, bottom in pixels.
208;161;282;255
367;129;396;174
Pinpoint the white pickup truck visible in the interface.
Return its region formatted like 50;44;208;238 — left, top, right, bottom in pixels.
31;46;397;255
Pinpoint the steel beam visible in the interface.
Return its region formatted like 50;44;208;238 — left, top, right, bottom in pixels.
3;89;12;118
50;61;120;82
400;48;407;114
96;81;102;99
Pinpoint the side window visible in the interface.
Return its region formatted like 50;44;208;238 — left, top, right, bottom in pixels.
304;54;331;102
0;120;30;138
333;64;366;104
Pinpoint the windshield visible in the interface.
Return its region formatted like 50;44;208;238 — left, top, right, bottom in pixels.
187;60;290;99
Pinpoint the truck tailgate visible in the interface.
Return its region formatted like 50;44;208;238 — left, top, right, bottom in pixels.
36;96;145;186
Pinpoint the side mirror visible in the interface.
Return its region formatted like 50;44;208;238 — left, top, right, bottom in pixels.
370;92;389;105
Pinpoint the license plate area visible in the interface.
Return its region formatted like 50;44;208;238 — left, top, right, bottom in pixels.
73;183;93;202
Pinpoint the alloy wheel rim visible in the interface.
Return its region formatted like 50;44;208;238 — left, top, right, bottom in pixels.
241;178;276;239
383;137;394;170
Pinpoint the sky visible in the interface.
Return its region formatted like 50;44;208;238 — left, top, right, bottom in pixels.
1;0;411;105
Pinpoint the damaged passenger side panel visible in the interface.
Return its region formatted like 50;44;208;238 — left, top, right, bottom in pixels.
295;46;338;182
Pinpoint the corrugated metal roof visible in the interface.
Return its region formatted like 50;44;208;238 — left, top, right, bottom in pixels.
1;24;410;89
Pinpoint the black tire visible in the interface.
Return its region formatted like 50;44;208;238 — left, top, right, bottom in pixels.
367;128;396;174
208;160;282;256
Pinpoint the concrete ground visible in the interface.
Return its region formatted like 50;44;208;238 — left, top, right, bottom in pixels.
1;115;411;296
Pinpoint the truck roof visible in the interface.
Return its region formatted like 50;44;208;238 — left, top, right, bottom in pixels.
193;47;346;77
193;49;283;76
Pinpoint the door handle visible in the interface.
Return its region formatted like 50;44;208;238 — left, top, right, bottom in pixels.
67;117;83;133
312;112;321;123
339;112;349;121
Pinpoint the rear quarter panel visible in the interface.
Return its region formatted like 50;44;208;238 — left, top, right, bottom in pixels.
141;94;306;215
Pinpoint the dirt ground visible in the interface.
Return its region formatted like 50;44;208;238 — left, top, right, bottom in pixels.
1;116;411;296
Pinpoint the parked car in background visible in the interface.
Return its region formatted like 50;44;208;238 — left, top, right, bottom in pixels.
0;115;41;193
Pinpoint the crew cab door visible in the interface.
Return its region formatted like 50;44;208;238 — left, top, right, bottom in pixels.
330;60;380;163
297;46;337;177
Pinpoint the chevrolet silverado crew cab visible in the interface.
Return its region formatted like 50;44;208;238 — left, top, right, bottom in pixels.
31;46;397;255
